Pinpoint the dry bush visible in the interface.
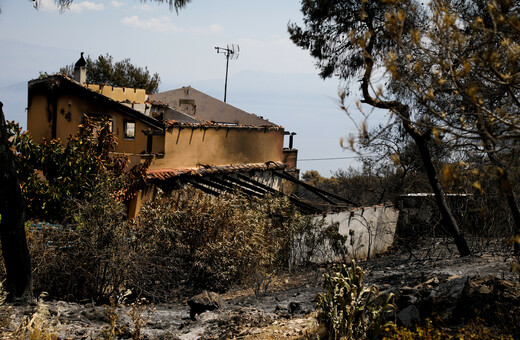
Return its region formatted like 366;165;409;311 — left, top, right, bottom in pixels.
127;187;308;298
12;293;61;340
26;185;311;302
27;175;133;302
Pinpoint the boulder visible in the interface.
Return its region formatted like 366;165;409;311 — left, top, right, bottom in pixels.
187;291;224;320
288;301;301;314
397;305;420;327
430;276;468;320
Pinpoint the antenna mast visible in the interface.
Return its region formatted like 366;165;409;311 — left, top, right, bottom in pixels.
215;44;239;102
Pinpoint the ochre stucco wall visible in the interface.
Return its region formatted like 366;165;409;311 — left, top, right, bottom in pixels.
27;87;283;171
27;94;53;141
87;84;146;103
27;90;164;157
150;126;284;169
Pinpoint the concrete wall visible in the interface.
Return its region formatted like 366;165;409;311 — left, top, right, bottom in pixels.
150;126;284;170
292;205;399;264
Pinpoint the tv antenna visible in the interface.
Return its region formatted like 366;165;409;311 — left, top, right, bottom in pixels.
215;44;239;102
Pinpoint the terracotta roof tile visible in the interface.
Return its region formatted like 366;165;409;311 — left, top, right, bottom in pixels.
147;161;286;180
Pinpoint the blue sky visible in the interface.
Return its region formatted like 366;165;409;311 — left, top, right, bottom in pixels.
0;0;366;176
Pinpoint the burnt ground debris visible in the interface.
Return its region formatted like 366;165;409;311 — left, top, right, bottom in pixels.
3;239;520;339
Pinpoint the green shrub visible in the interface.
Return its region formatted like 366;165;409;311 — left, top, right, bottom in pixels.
5;116;322;302
317;261;395;339
7;116;147;223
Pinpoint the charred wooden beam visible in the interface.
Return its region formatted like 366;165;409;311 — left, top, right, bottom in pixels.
208;176;263;198
223;175;270;195
273;171;358;206
234;173;323;214
187;179;221;196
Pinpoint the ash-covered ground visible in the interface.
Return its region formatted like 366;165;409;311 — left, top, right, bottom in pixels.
5;238;520;339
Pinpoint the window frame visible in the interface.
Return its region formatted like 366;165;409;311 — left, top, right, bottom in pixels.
123;120;136;140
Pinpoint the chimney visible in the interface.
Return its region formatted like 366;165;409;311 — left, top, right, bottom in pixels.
74;52;87;85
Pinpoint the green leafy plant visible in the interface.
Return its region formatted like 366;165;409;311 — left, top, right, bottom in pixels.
317;261;395;339
7;116;147;223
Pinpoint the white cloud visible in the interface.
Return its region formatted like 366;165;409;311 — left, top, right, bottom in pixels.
131;4;155;12
34;0;104;13
120;16;224;34
111;1;124;8
69;1;105;13
121;16;177;32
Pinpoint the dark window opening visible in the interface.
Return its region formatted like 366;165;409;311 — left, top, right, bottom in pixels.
147;134;153;153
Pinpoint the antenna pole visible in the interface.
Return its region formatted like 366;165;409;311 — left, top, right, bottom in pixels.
224;52;230;102
215;44;239;103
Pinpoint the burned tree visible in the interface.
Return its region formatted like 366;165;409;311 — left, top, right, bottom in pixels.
0;102;32;299
289;0;471;256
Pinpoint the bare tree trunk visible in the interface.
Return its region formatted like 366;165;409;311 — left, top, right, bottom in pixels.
360;27;471;257
410;133;472;256
0;102;33;300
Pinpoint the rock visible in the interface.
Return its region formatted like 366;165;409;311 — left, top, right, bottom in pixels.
82;307;110;322
397;305;420;327
396;294;418;308
431;276;467;299
288;302;301;314
429;276;468;321
157;333;182;340
187;291;224;320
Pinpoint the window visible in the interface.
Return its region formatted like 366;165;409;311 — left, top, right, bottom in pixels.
124;121;136;139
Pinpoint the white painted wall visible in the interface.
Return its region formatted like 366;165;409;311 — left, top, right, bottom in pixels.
292;205;399;264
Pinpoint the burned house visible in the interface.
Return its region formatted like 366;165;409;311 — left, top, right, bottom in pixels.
27;56;300;217
26;54;400;261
